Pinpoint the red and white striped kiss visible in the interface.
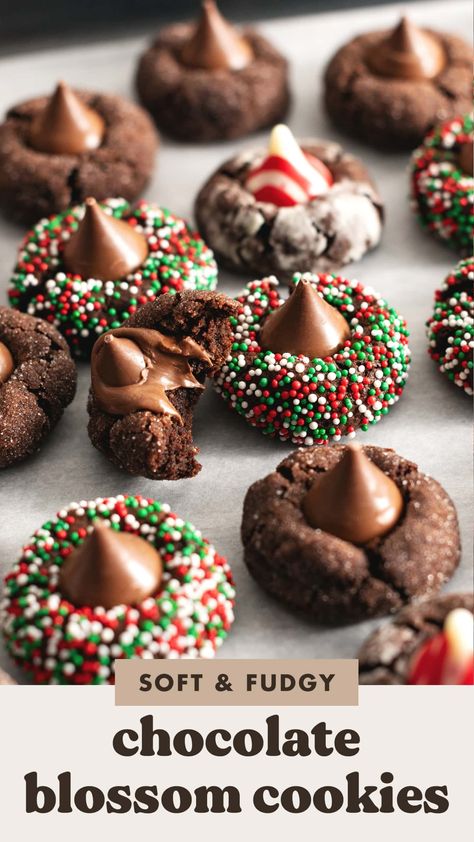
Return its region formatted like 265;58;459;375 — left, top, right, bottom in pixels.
245;124;333;207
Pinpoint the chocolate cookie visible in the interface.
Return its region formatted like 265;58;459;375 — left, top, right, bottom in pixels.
136;1;289;142
0;82;158;225
0;668;16;685
88;289;238;480
427;257;474;395
213;273;410;445
411;113;473;254
195;137;383;278
359;593;474;684
242;445;460;625
324;16;473;150
8;198;217;359
0;307;77;469
1;494;235;683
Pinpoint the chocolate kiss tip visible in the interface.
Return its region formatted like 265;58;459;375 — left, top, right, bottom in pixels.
260;278;351;360
0;340;15;385
302;445;404;545
367;14;445;80
180;0;252;71
29;81;105;156
96;334;146;388
62;198;148;281
59;522;163;609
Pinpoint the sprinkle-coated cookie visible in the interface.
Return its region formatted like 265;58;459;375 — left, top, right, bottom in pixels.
213;273;410;445
1;495;235;684
8;198;218;359
426;257;473;395
410;113;474;253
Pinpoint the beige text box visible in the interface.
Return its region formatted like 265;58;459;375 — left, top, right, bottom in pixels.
115;659;358;706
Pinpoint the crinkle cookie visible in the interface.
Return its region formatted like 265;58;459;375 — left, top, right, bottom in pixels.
1;495;235;684
213;273;410;445
0;82;158;225
136;1;289;142
0;307;76;468
195;140;383;279
359;593;473;684
88;289;238;480
410;113;473;253
426;257;473;395
242;445;461;625
8;198;218;359
324;17;473;150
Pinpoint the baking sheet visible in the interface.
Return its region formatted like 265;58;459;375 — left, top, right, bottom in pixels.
0;0;472;682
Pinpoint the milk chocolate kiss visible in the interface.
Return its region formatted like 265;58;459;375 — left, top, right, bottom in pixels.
260;279;350;359
459;138;473;177
180;0;253;71
302;444;404;544
367;17;445;80
0;341;14;384
63;198;148;281
59;522;163;609
91;326;211;420
29;81;105;155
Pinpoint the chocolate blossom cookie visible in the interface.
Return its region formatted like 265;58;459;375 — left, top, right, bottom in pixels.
213;273;410;445
427;257;473;396
242;444;461;625
359;593;473;684
324;16;473;150
0;307;76;469
1;495;235;683
8;197;217;359
0;82;158;225
88;289;238;480
411;113;473;254
196;124;383;279
136;1;289;142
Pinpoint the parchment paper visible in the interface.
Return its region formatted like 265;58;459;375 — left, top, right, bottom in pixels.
0;0;472;682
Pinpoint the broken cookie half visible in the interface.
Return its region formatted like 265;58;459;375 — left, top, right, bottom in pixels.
87;290;238;480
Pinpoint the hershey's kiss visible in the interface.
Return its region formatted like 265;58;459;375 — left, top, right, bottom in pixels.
59;522;163;609
29;81;105;155
302;443;404;544
459;138;473;177
63;198;148;281
95;334;147;388
180;0;253;71
367;16;445;80
260;279;350;359
0;341;14;385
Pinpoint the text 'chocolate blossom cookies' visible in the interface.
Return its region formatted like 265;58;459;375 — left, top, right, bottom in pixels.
409;607;474;685
180;0;253;71
59;522;163;609
29;81;105;155
366;16;445;80
63;197;148;281
1;495;235;683
91;326;211;420
0;340;14;384
260;277;350;359
302;443;404;544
